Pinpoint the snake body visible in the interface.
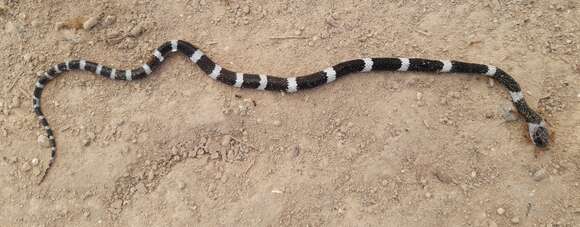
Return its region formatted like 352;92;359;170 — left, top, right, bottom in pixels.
32;40;550;183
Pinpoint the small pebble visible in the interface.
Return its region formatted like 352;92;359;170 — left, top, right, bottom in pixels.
502;105;517;122
82;139;91;146
510;217;520;224
424;192;432;198
31;158;39;166
102;16;116;26
497;207;505;215
82;16;99;30
177;181;185;190
272;120;281;126
433;169;453;184
31;20;41;27
128;25;145;37
5;21;22;33
37;135;50;148
532;168;548;182
241;5;250;14
416;92;423;101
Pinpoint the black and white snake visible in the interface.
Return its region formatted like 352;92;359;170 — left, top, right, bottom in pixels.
32;40;550;183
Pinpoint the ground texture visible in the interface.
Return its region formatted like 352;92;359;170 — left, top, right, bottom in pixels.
1;0;579;226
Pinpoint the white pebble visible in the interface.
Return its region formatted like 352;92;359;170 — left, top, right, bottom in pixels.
37;135;49;148
31;158;39;166
510;217;520;224
496;207;505;215
82;16;99;30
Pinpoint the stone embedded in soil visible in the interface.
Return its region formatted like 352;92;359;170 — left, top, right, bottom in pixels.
510;217;520;224
128;24;145;37
83;16;99;30
37;135;49;148
31;158;39;166
496;207;505;215
433;169;453;184
532;168;548;182
501;105;517;122
102;15;116;26
82;139;91;146
177;180;186;190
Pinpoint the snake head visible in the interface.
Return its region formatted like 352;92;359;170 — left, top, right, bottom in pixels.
528;121;549;148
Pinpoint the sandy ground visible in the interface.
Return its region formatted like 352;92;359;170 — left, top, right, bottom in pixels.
1;0;579;226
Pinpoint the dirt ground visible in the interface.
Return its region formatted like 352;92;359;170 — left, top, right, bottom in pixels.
1;0;579;226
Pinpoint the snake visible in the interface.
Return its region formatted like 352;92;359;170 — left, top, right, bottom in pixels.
32;40;550;183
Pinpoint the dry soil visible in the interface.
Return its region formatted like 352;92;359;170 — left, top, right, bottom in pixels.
1;0;579;226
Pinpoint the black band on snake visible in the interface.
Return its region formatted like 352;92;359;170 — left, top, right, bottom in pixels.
32;40;550;183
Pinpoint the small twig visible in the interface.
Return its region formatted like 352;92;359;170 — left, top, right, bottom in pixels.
19;87;28;99
409;27;431;37
7;76;22;92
